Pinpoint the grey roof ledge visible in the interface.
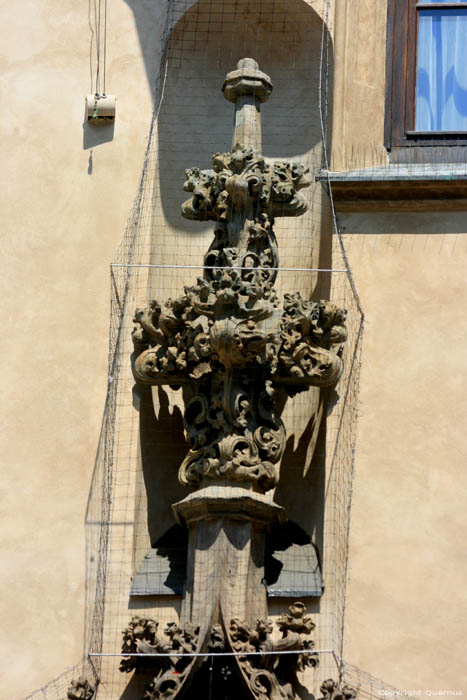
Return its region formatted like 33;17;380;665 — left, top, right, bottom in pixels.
316;165;467;211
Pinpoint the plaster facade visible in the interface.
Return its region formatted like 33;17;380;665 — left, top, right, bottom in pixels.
1;1;164;696
2;0;466;697
330;2;467;692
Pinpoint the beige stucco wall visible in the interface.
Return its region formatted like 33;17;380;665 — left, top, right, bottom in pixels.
331;0;467;694
341;221;467;694
1;1;165;696
3;0;467;697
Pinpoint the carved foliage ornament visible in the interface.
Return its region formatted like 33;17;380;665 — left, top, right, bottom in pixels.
121;605;322;700
318;679;358;700
120;616;200;700
229;602;319;700
132;141;347;493
66;677;95;700
127;58;352;700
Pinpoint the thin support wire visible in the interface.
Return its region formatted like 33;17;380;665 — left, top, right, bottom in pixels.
318;0;364;321
103;0;107;94
110;263;347;272
89;649;336;659
94;0;101;95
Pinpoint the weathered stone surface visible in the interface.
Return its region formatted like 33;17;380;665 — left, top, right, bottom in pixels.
317;679;358;700
227;602;319;700
125;59;350;700
132;136;345;492
173;488;285;627
132;57;346;495
130;520;324;598
222;58;273;151
66;677;95;700
121;616;200;700
223;58;273;105
172;486;286;525
120;604;319;700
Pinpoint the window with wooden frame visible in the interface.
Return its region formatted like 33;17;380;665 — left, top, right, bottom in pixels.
385;0;467;148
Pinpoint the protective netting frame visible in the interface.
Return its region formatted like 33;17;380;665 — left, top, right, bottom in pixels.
23;658;99;700
25;2;398;699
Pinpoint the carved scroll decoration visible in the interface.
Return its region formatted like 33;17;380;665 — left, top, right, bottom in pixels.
120;605;323;700
132;139;347;492
125;58;354;700
120;616;200;700
229;603;319;700
318;679;358;700
66;677;95;700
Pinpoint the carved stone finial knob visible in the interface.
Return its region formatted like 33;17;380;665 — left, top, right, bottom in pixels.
238;57;258;69
222;57;273;104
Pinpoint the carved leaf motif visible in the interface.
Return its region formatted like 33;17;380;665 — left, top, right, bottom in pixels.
66;678;95;700
318;679;358;700
228;604;319;700
126;58;353;700
118;613;356;700
120;618;200;700
132;101;346;492
275;293;347;391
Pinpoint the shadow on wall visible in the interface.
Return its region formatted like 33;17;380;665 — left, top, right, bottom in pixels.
83;0;165;153
339;210;467;235
154;0;332;233
137;385;188;548
83;117;115;151
124;0;171;99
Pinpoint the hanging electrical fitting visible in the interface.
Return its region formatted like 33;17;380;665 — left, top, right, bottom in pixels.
86;0;116;122
86;93;116;121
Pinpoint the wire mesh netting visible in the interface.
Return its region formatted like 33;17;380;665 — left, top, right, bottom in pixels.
25;2;399;699
24;658;99;700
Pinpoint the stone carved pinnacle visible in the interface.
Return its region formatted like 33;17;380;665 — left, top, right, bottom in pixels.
132;59;347;493
222;57;273;152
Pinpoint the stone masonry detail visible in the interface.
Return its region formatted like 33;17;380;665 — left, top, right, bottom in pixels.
122;58;354;700
132;60;346;494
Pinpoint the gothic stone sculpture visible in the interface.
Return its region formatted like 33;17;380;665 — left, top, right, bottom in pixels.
133;61;346;493
66;677;96;700
125;58;352;700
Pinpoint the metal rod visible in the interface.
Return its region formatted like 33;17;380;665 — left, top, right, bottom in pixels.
110;263;347;272
88;648;335;658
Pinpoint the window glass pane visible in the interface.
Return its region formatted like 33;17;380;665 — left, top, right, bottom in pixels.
416;8;467;131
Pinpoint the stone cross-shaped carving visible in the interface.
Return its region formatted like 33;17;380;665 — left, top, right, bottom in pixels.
53;58;359;700
124;58;353;700
121;58;354;700
132;58;347;494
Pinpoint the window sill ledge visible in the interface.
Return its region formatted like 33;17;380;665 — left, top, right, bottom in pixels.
317;165;467;212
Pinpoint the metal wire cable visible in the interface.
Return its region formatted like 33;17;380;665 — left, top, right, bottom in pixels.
94;0;101;94
93;0;108;95
103;0;107;94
